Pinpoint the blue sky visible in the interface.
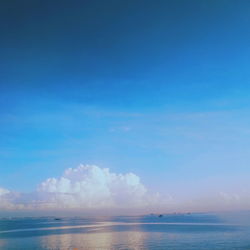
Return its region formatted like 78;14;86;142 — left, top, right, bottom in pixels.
1;0;250;211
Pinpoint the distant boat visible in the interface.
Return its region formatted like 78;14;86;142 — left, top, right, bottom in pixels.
158;214;163;218
54;218;62;221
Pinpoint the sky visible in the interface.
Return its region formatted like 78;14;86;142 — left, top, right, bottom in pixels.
1;0;250;214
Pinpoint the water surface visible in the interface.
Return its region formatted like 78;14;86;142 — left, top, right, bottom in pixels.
0;213;250;249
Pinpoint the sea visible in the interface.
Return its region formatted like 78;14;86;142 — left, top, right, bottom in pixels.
0;212;250;249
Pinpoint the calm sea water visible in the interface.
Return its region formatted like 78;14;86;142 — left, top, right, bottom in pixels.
0;213;250;249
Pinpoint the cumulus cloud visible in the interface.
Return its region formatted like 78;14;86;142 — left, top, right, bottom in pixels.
39;165;152;208
2;166;250;213
0;165;167;211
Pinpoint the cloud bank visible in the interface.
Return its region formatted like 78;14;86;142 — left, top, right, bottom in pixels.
0;165;166;211
2;165;247;214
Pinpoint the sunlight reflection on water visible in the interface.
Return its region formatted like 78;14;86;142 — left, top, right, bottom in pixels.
41;231;146;250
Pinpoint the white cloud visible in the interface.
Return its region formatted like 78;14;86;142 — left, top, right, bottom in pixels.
2;166;250;213
0;187;9;196
0;165;167;211
37;164;159;209
0;187;18;209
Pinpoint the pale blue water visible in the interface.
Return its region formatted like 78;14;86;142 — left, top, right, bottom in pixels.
0;213;250;249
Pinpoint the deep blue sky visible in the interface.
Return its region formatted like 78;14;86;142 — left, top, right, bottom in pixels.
1;0;250;198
